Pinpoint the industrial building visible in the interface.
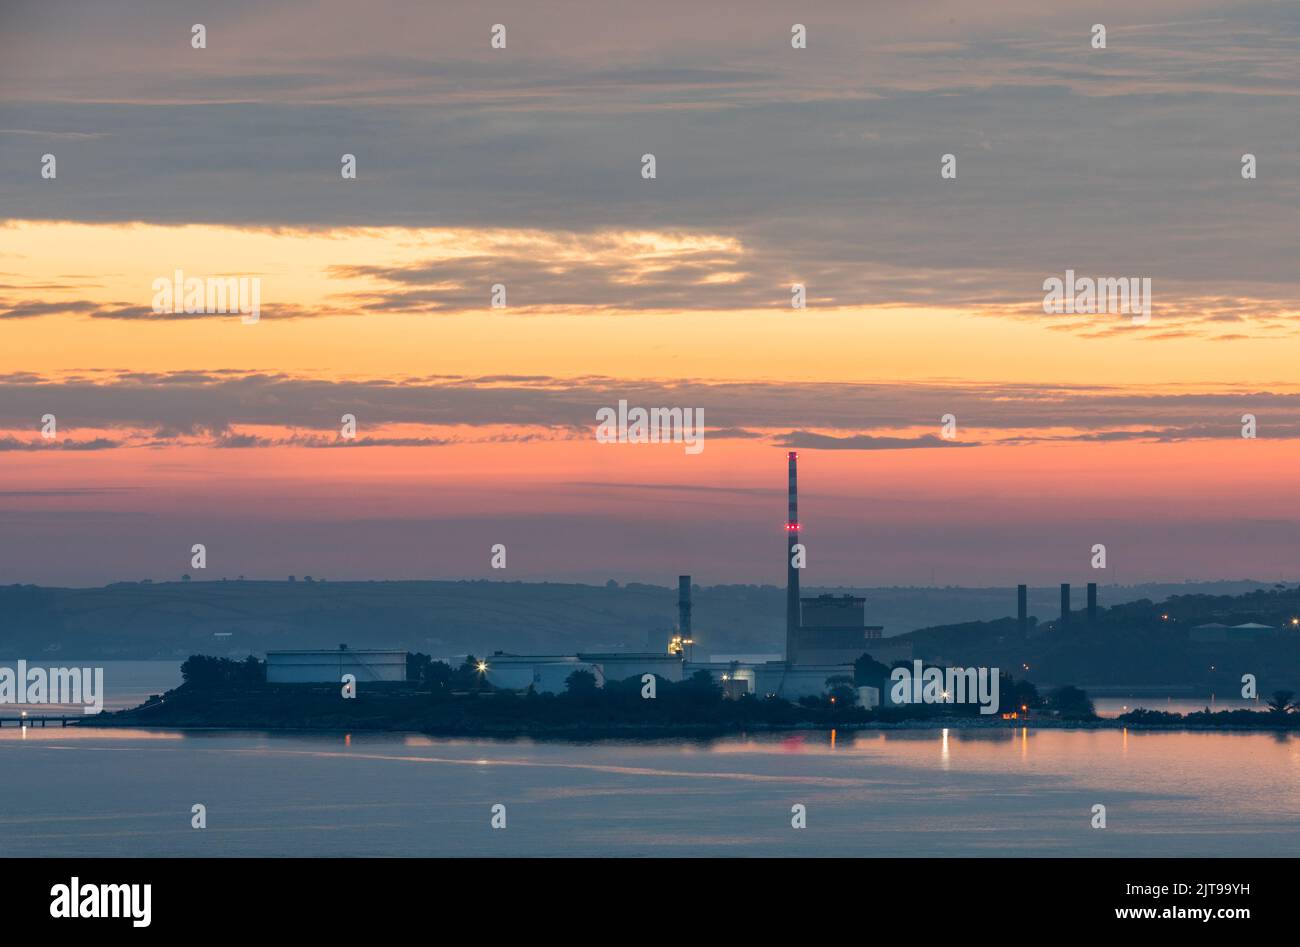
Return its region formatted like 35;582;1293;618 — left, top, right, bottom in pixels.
483;652;684;694
674;453;890;702
482;655;604;693
753;662;856;701
795;594;885;664
682;453;898;701
680;661;757;697
479;453;894;705
780;452;905;675
265;647;408;683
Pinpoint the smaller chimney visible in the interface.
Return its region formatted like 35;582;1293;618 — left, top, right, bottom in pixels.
1060;583;1071;626
1087;582;1098;624
678;575;692;641
1017;584;1028;635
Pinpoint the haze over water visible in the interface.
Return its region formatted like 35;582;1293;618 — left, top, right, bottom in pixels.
2;725;1297;857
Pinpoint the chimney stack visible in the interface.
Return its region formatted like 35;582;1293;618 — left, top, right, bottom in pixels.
678;575;692;641
785;452;800;664
1060;583;1071;625
1017;584;1028;635
1087;582;1097;624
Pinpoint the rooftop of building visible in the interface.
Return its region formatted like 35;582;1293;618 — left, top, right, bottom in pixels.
266;648;406;655
1192;622;1274;630
488;651;683;661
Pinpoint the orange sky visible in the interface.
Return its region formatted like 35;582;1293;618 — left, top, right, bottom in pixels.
5;0;1300;585
4;221;1298;385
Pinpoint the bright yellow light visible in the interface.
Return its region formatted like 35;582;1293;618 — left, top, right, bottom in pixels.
476;661;488;673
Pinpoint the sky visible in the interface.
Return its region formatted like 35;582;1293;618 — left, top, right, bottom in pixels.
2;0;1300;586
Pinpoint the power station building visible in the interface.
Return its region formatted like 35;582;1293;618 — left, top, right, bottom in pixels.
480;453;896;704
682;453;902;701
780;452;908;673
793;594;884;664
483;652;684;694
674;452;894;702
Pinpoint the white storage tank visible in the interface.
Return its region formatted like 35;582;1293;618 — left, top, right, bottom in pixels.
266;648;408;683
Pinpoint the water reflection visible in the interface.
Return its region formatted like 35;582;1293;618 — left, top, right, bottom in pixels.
2;727;1299;856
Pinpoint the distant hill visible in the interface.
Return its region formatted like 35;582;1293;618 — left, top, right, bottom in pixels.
897;585;1300;691
0;577;1293;662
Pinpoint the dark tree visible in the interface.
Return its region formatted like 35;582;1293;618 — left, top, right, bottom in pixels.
1047;685;1096;720
1266;690;1295;715
565;668;600;696
423;660;455;696
181;654;264;688
998;673;1041;715
679;669;723;705
852;653;890;687
406;651;432;685
826;675;857;708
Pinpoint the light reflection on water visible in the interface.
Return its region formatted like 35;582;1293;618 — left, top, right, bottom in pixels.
1;725;1298;856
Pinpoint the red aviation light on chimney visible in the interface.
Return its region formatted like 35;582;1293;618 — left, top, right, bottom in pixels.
785;522;800;531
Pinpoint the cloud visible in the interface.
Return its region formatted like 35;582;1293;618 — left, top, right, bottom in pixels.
0;436;120;450
1;371;1297;449
776;432;978;450
1;1;1298;335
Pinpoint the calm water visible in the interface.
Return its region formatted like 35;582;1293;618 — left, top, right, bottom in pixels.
1;725;1298;856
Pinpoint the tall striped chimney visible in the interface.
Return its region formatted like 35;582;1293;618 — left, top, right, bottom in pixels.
786;451;800;663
